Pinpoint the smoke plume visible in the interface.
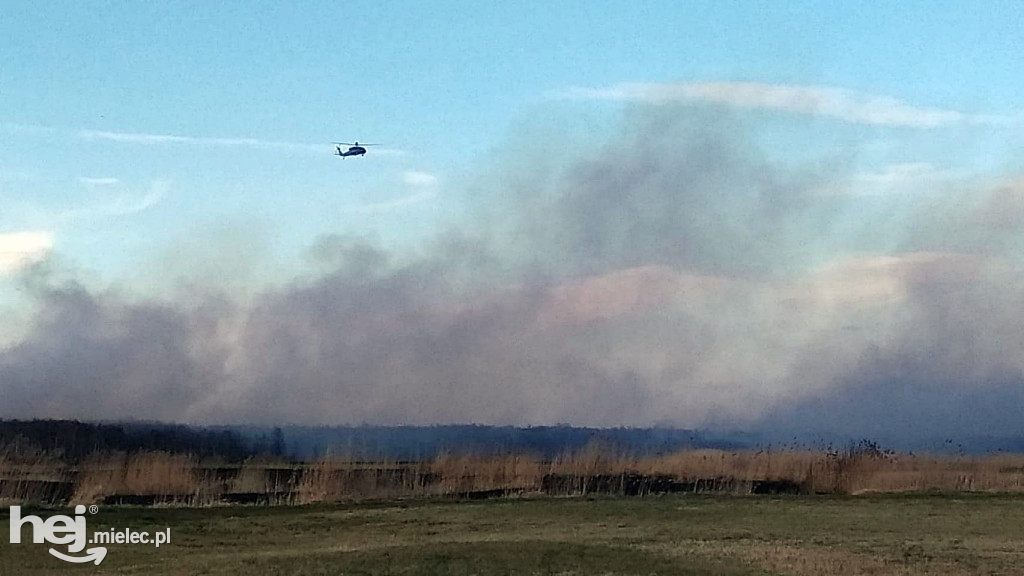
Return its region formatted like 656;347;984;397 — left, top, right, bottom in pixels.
3;104;1023;443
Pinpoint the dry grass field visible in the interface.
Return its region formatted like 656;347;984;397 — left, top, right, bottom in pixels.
3;493;1024;575
5;442;1024;506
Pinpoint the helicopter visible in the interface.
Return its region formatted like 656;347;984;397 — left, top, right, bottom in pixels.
333;141;379;158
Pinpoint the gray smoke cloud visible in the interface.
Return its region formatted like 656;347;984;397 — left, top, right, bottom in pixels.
2;104;1023;442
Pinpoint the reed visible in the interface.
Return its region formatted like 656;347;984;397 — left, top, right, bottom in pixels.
0;440;71;505
72;451;207;505
6;439;1024;506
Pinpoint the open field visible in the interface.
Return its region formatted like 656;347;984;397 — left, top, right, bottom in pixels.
4;494;1024;575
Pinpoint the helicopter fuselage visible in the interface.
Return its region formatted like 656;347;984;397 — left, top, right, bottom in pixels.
336;145;366;157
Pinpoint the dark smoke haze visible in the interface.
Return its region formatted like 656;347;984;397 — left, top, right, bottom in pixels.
3;105;1023;444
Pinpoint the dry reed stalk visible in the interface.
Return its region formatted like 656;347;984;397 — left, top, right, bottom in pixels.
431;453;543;494
72;451;206;505
7;441;1024;506
294;458;332;504
0;441;71;505
226;456;295;495
294;454;418;503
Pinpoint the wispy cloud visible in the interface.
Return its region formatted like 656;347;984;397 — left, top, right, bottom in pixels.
77;129;324;152
79;129;405;156
854;163;960;189
2;180;168;233
339;172;439;214
402;171;439;187
78;176;120;187
341;190;436;215
55;180;168;224
5;123;404;156
814;163;963;197
0;231;53;275
559;82;1015;128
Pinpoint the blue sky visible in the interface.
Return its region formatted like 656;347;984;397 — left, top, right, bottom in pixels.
3;2;1024;432
3;2;1022;288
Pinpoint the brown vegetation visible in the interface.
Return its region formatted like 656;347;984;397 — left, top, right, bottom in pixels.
4;441;1024;507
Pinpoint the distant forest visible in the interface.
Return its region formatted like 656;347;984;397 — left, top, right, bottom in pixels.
269;424;733;460
8;420;1024;462
0;419;263;462
0;419;736;462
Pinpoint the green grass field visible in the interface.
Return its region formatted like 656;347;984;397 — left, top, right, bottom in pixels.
4;494;1024;575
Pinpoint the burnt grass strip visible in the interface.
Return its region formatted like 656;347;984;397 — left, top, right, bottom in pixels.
540;473;805;496
8;469;806;507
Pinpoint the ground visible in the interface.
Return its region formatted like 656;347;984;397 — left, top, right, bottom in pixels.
3;494;1024;575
